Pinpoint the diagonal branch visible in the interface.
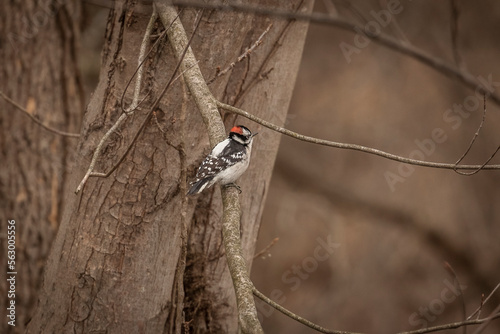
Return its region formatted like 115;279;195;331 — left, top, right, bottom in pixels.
454;95;488;173
75;7;191;194
218;101;500;171
207;23;273;85
254;284;500;334
253;287;363;334
0;91;80;138
453;95;500;176
172;0;500;108
471;304;500;334
449;0;465;70
398;313;500;334
443;262;467;334
75;7;159;193
121;7;159;114
154;2;264;333
467;283;500;321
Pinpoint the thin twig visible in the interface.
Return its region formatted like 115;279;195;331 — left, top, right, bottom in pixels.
449;0;465;70
468;282;500;320
253;287;361;334
112;60;201;157
254;284;500;334
322;0;338;17
459;146;500;175
232;7;298;106
397;313;500;334
75;8;160;193
0;91;80;138
80;10;202;185
454;95;500;176
379;0;411;45
121;7;159;114
338;0;370;25
444;262;467;334
253;237;279;259
476;294;485;320
218;101;500;171
471;304;500;334
119;8;184;115
208;23;273;85
454;95;487;173
171;0;500;108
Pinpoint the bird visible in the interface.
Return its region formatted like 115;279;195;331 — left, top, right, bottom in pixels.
187;125;257;195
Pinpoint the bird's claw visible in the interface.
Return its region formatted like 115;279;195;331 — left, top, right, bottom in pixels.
224;183;242;194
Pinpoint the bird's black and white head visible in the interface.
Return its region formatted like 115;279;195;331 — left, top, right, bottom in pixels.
228;125;256;146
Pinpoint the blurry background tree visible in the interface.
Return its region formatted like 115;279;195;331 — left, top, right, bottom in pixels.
250;1;500;333
2;0;500;333
0;1;83;333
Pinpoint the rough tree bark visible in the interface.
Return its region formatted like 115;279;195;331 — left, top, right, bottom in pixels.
0;1;83;333
26;0;312;333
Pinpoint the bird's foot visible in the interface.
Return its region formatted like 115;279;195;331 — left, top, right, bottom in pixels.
224;183;242;194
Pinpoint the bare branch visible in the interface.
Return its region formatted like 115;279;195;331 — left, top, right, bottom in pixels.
75;8;159;193
77;6;200;192
254;283;500;334
253;237;279;259
231;9;297;106
321;0;338;17
85;63;201;182
172;0;500;108
443;262;467;334
476;294;485;321
379;0;411;44
449;0;466;70
471;304;500;334
0;91;80;138
208;23;273;85
337;0;370;25
468;283;500;320
218;101;500;171
154;3;264;333
397;313;500;334
454;95;487;173
253;287;361;334
454;95;500;176
121;7;159;114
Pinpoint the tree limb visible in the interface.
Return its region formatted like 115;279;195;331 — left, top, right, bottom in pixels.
75;7;159;193
154;2;264;333
218;101;500;171
254;285;500;334
399;313;500;334
253;287;363;334
172;0;500;108
0;91;80;138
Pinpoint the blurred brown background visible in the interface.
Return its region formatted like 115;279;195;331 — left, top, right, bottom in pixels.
79;1;500;333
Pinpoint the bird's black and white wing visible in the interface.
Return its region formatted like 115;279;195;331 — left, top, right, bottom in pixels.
187;139;248;195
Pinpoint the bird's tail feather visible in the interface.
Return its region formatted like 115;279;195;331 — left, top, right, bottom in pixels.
187;177;213;196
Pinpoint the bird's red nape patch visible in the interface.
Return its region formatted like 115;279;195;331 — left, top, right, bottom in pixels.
230;126;243;134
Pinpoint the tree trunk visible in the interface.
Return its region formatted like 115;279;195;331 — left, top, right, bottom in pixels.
26;1;312;333
0;1;83;333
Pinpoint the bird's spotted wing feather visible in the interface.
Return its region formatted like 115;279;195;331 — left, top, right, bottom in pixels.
192;152;239;181
187;139;248;195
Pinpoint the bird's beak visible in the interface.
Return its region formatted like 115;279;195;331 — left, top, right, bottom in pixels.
252;132;258;137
